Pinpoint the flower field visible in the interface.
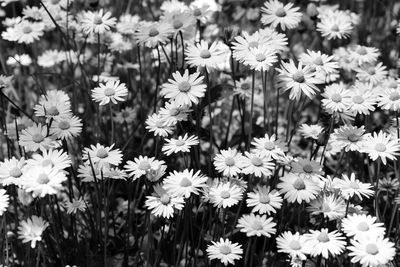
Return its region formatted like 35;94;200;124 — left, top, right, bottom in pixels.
0;0;400;266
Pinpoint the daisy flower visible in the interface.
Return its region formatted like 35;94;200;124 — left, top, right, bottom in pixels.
304;229;346;259
276;60;323;101
12;20;45;44
0;189;9;215
317;11;353;40
19;124;54;152
277;173;321;204
307;194;346;220
185;40;226;71
124;156;165;181
290;158;323;179
241;152;275;178
333;173;374;200
145;184;184;219
135;22;173;48
80;9;116;34
21;165;67;198
162;11;196;37
242;46;278;72
276;231;309;261
348;235;395;267
83;143;123;169
158;101;191;124
114;107;136;124
77;163;101;183
34;90;71;122
64;198;87;215
161;70;206;107
349;45;380;66
331;125;368;152
18;216;49;248
28;149;71;171
50;115;83;140
0;157;25;186
321;83;352;112
163;169;207;198
341;214;385;240
209;182;243;208
145;113;175;137
348;83;377;115
362;131;400;165
213;148;245;177
233;77;254;99
260;0;302;31
162;134;199;156
246;186;283;215
377;87;400;111
299;50;339;82
355;62;388;85
206;238;243;266
92;80;128;105
251;134;287;160
237;213;276;237
298;124;324;140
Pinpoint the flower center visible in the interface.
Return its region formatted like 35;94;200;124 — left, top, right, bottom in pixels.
349;181;360;189
347;134;359;142
219;245;231;255
357;221;370;232
58;121;70;130
275;7;287;17
365;243;379;255
173;20;183;29
93;15;103;25
259;194;270;204
47;106;59;116
9;167;22;178
255;53;266;62
264;141;275;150
51;0;60;4
37;173;50;184
225;157;235;167
302;164;314;173
367;67;375;75
175;139;185;146
178;81;191;92
138;161;151;170
32;133;45;143
160;194;171;205
331;93;342;103
293;178;306;190
22;26;32;34
313;57;323;65
389;92;400;101
356;47;367;55
317;232;330;243
180;177;192;187
41;159;54;168
169;108;180;116
193;8;202;17
241;83;250;90
96;148;108;159
148;27;159;37
388;81;398;89
330;24;339;32
289;240;301;250
251;157;263;167
220;190;231;199
248;41;259;48
292;71;305;83
200;50;211;59
104;87;115;96
252;220;263;230
352;95;364;104
374;143;386;152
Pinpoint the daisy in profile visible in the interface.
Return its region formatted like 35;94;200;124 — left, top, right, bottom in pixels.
83;143;123;169
158;101;191;124
377;87;400;111
209;182;243;208
18;216;49;248
246;186;283;215
92;80;128;105
21;165;67;198
0;157;25;186
206;238;243;266
307;194;346;220
260;0;302;31
349;45;380;66
80;9;116;34
213;148;245;177
50;115;83;140
135;22;173;48
321;83;352;112
341;214;385;240
348;82;377;115
277;173;321;204
251;134;287;160
362;131;400;165
241;152;275;178
162;134;199;156
145;113;175;137
0;189;9;215
163;169;207;198
276;231;309;261
28;149;71;171
237;213;276;237
185;40;226;71
64;198;87;215
331;125;368;152
333;173;374;200
242;46;278;72
348;235;395;267
317;10;353;40
19;124;54;152
161;70;206;107
145;184;184;219
304;229;346;259
355;62;388;85
124;156;165;181
276;60;323;101
298;124;324;140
